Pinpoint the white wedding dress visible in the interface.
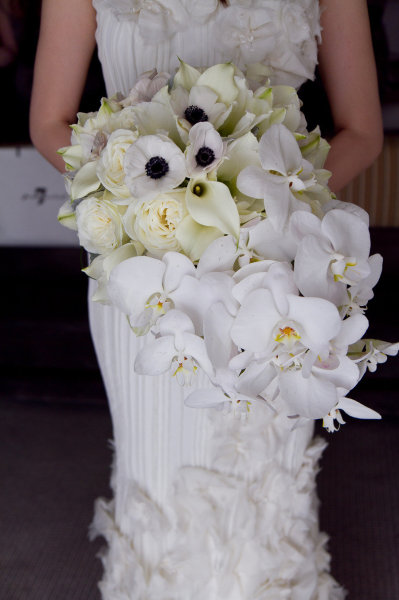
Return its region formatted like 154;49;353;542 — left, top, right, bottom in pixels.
89;1;345;598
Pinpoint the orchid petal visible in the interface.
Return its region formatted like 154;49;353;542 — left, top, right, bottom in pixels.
107;255;165;316
248;218;298;262
279;370;338;419
162;251;196;292
203;302;236;369
287;294;341;354
231;289;280;354
184;387;227;408
158;309;195;336
334;313;369;349
337;397;381;420
196;235;238;277
322;209;370;259
236;165;266;199
134;336;176;375
258;124;302;175
183;333;214;378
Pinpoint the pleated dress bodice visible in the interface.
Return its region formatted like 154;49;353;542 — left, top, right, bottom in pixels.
93;0;321;97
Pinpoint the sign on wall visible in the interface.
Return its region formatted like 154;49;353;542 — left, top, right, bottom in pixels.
0;147;78;246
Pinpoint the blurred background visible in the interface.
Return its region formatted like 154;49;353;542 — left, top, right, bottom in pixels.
0;1;398;599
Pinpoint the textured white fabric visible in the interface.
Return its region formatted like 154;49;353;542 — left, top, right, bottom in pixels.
89;1;346;597
93;0;321;95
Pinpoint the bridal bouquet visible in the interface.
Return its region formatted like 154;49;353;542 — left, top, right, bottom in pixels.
58;60;397;431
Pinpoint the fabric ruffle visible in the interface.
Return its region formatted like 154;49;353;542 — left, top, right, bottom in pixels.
91;405;346;599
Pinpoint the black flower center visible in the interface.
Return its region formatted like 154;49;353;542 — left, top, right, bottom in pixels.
145;156;169;180
184;105;208;126
195;146;215;168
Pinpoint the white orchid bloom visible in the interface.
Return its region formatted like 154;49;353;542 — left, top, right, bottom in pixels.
322;395;381;433
322;198;370;226
237;124;314;231
194;222;278;277
231;266;341;364
124;134;187;200
246;217;299;262
107;251;195;335
185;303;274;411
292;209;371;306
171;270;238;336
348;339;399;378
343;253;383;316
277;352;360;419
186;122;226;176
134;309;214;383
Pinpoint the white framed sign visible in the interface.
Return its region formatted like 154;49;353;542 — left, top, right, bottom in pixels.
0;146;78;246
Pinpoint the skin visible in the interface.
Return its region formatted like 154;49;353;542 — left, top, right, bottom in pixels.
30;0;383;193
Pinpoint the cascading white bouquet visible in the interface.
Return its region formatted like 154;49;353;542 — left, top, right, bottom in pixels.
58;60;397;432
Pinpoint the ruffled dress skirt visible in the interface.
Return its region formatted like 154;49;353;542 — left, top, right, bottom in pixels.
88;281;345;599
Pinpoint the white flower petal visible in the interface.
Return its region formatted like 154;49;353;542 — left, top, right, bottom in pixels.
162;251;196;291
259;123;302;175
279;370;338;419
134;336;176;375
184;387;227;408
203;302;236;369
337;397;381;420
108;255;165;316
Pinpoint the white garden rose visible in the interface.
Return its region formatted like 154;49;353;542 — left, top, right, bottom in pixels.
123;189;187;257
76;195;127;254
97;129;138;199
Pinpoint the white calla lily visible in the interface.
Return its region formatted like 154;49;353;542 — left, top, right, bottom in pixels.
185;178;240;239
70;160;101;201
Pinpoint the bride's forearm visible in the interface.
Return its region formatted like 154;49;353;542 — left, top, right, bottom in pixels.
30;120;73;173
324;128;383;193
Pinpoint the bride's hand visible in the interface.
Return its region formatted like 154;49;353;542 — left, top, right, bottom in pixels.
318;0;383;193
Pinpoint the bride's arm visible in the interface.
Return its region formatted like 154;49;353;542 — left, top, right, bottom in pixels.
29;0;97;172
318;0;383;193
